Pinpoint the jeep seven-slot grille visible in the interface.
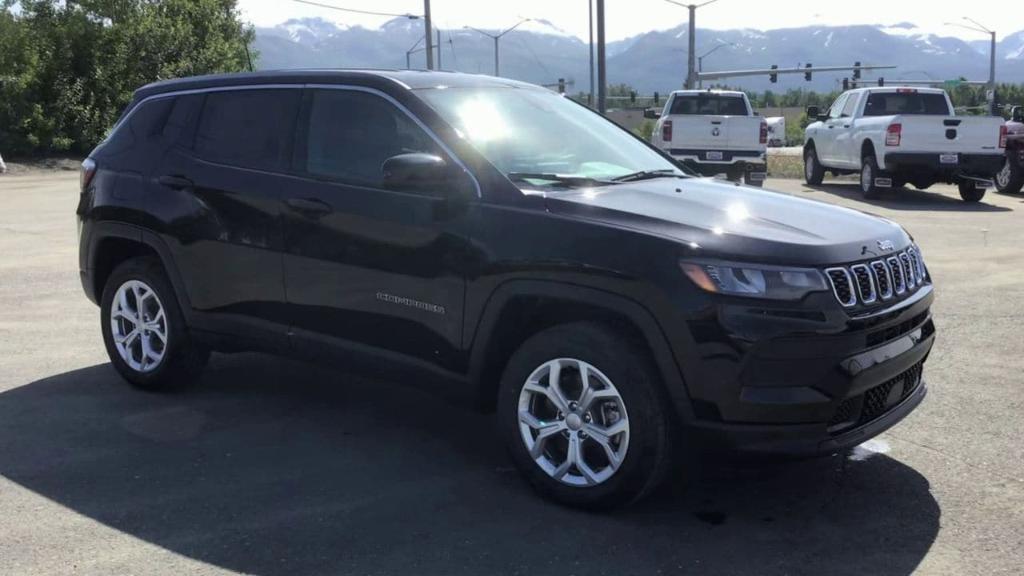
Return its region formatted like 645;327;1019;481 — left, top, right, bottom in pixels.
826;248;927;308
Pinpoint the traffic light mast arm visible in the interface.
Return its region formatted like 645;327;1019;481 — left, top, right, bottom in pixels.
698;64;896;82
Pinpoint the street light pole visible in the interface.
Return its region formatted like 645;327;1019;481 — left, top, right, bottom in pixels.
589;0;595;106
464;19;531;77
946;17;997;115
424;0;434;70
596;0;606;114
697;41;734;88
664;0;720;89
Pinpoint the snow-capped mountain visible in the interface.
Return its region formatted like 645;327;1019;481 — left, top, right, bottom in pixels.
253;18;1024;93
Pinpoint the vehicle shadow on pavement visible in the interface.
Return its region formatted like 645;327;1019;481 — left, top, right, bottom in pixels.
0;355;939;576
805;183;1012;212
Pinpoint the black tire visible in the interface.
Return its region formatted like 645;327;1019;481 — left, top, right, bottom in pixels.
100;256;209;391
994;156;1024;194
958;181;986;202
860;155;883;199
804;146;825;185
912;181;934;191
725;169;743;183
497;322;679;509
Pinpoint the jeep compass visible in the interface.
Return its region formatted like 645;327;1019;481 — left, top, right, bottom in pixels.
77;70;935;508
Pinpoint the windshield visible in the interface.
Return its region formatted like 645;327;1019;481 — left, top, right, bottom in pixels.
418;86;685;186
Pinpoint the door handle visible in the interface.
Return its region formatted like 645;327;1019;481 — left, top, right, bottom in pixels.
286;197;333;216
842;125;851;128
157;175;193;189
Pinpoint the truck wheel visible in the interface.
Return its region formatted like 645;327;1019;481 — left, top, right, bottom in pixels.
101;257;209;391
860;155;883;199
725;169;743;183
804;147;825;185
958;181;986;202
994;157;1024;194
497;322;678;509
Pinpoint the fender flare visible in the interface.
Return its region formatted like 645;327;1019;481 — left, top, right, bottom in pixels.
86;222;194;323
467;279;696;423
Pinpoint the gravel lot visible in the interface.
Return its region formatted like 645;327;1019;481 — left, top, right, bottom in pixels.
1;172;1021;576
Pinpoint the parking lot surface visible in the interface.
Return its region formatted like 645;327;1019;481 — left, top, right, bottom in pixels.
1;172;1021;575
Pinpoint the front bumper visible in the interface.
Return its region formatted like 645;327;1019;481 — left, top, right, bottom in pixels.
682;285;935;456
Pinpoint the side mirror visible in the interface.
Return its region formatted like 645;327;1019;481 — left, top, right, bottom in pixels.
1013;106;1023;123
806;106;820;120
643;108;662;119
382;153;460;193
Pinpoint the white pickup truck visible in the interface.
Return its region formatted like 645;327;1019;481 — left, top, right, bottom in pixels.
803;86;1006;202
649;90;767;187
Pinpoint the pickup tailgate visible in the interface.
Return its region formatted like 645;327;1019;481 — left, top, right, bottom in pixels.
666;115;762;152
893;115;1004;154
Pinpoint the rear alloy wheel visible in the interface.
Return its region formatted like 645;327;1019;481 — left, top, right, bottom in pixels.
498;323;679;509
101;257;209;391
860;155;883;199
958;180;987;202
994;156;1024;194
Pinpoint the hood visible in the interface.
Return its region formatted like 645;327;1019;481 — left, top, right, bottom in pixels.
542;177;910;266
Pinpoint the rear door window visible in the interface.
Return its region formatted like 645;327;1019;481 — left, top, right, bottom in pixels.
669;94;748;116
194;89;301;172
302;89;441;188
863;92;950;116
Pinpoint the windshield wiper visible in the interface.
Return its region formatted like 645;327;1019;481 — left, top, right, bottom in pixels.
612;169;687;183
507;172;614;188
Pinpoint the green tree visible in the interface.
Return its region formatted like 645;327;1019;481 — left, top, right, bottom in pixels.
0;0;255;156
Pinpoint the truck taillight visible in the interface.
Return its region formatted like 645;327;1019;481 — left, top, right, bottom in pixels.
759;120;768;145
80;158;97;193
662;120;673;142
999;125;1008;149
885;123;902;147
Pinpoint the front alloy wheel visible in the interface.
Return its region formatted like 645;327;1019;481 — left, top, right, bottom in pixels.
518;358;629;487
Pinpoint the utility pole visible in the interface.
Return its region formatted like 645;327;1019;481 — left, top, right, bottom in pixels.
596;0;606;113
947;17;997;115
665;0;720;89
424;0;434;70
464;19;531;77
589;0;595;106
437;29;442;70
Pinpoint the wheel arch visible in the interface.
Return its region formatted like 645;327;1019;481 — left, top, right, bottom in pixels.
87;223;193;323
467;280;694;423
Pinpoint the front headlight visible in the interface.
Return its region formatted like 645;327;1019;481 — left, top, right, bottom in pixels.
680;260;828;300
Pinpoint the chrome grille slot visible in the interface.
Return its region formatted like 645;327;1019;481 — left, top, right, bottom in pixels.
825;248;927;308
888;256;906;295
826;268;856;307
871;260;893;300
850;264;877;304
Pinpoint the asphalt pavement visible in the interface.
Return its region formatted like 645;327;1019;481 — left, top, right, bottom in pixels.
0;172;1021;575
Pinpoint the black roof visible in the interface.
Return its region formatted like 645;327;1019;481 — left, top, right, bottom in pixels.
133;69;539;101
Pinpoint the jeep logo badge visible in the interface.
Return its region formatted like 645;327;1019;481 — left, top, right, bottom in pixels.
877;240;895;251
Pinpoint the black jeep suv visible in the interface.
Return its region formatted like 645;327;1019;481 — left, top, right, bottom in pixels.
78;70;935;508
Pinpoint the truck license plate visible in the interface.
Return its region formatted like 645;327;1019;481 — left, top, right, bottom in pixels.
706;151;724;161
940;154;959;164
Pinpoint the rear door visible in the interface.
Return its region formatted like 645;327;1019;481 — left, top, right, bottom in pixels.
666;93;749;158
281;87;474;372
155;88;301;346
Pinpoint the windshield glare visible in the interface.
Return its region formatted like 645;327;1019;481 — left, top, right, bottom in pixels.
418;86;683;185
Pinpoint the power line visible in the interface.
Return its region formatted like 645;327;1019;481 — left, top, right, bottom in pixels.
291;0;421;20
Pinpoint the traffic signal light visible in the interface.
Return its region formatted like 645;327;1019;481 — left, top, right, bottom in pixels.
804;63;812;82
630;90;637;104
853;61;861;80
843;78;849;91
654;92;660;105
769;64;778;83
877;77;885;87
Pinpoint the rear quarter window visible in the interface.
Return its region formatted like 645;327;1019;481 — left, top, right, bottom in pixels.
669;94;748;116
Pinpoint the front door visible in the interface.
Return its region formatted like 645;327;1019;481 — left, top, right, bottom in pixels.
281;88;475;372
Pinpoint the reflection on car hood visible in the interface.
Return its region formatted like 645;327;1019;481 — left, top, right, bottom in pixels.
543;177;910;265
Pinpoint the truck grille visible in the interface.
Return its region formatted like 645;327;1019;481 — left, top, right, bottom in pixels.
826;247;927;308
